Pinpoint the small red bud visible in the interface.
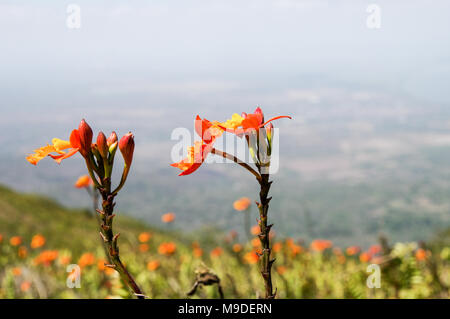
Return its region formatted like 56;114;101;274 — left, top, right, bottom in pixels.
119;132;135;167
254;107;264;123
241;112;248;119
96;132;108;158
78;119;93;157
107;131;118;147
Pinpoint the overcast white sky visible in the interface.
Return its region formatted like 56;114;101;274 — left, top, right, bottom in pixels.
0;0;449;111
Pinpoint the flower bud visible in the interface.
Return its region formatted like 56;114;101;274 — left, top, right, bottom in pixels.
119;132;135;167
241;112;248;119
96;132;108;159
78;119;93;157
109;141;118;154
107;131;118;147
254;107;264;123
266;123;273;142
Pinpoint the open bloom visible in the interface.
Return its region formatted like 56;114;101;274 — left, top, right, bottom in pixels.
171;116;222;176
26;120;93;165
218;107;291;136
171;109;291;176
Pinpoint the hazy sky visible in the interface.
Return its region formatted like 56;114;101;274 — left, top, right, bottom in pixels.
1;0;450;112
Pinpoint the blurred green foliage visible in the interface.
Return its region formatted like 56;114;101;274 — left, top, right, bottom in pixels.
0;185;448;299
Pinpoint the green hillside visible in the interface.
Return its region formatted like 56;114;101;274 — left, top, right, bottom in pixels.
0;184;167;253
0;184;448;299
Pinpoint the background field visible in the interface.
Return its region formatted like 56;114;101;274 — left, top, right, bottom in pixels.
0;185;448;299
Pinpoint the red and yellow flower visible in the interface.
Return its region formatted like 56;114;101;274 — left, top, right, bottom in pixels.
171;108;291;176
26;119;93;165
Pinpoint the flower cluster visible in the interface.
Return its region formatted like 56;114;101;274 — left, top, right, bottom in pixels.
26;119;135;194
171;107;291;175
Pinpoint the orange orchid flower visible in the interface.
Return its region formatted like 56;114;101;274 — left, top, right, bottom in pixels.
171;109;291;176
26;120;92;165
171;116;222;176
218;107;291;135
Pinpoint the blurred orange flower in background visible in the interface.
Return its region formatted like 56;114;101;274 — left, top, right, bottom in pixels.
193;247;203;258
272;242;282;253
10;236;22;246
147;260;161;271
250;225;260;236
139;244;149;252
415;248;429;261
210;247;223;258
232;243;242;253
78;252;95;268
290;244;303;256
158;242;176;256
359;252;372;263
192;241;203;258
243;251;260;264
227;230;238;242
74;175;93;188
251;238;261;248
233;197;252;211
0;234;3;243
12;267;22;276
346;246;361;256
18;246;28;258
161;212;176;223
97;259;115;275
310;239;333;252
59;255;71;266
138;232;152;243
20;281;32;292
35;250;59;266
368;244;382;255
276;266;287;275
30;234;46;249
